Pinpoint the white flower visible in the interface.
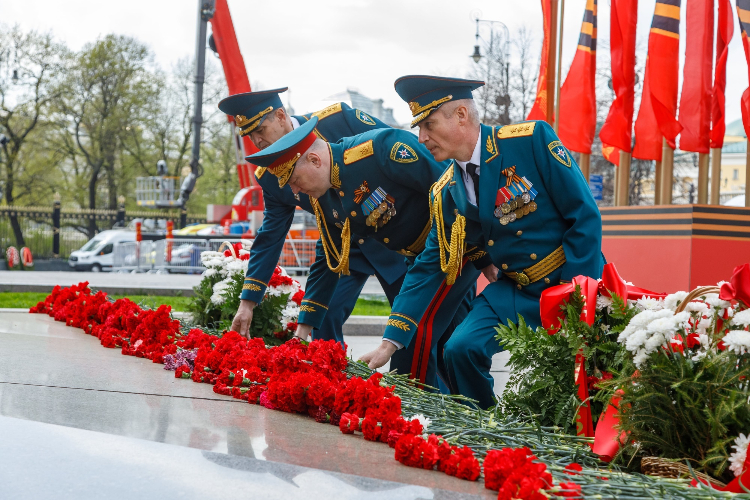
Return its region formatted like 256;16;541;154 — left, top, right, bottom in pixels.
619;309;674;343
408;414;432;430
729;434;750;477
722;330;750;355
635;296;664;311
732;309;750;327
664;291;689;311
203;268;217;278
705;293;732;310
619;310;689;367
597;295;614;313
684;301;709;316
600;324;611;332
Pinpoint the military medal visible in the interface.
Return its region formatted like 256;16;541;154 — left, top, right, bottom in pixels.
354;181;370;204
332;209;339;219
362;187;396;231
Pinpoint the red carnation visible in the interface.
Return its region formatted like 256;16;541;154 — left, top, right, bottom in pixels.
554;482;583;498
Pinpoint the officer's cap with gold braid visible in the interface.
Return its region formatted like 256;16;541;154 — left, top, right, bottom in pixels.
245;116;319;188
218;88;288;137
394;75;484;128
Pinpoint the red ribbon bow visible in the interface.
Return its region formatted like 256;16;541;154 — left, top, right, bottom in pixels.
719;263;750;308
538;263;664;460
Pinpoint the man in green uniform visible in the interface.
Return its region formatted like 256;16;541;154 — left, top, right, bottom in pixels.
369;75;604;408
246;116;486;388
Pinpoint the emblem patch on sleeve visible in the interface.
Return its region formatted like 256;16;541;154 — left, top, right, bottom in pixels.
389;142;418;163
355;110;377;126
547;140;572;167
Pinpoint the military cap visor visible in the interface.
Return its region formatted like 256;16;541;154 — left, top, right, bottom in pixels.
246;116;319;188
393;75;484;128
218;87;289;136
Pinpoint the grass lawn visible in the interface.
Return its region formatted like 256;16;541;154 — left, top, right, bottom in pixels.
0;292;391;316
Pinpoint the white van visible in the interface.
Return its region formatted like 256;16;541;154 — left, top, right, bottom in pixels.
68;230;135;272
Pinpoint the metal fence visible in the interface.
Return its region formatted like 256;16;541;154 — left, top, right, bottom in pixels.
0;202;207;259
111;238;318;275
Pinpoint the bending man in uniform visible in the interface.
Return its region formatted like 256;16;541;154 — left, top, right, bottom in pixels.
363;75;604;408
219;88;406;346
247;117;485;389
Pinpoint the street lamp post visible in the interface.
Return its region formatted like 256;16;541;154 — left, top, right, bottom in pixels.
470;18;511;125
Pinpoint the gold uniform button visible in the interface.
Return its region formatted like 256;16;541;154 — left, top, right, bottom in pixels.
501;264;508;270
339;191;345;197
487;240;494;246
358;239;364;244
516;230;523;236
383;238;390;244
544;278;551;284
351;211;357;217
530;253;537;260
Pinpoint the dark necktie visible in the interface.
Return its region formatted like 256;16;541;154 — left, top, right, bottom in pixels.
466;162;480;203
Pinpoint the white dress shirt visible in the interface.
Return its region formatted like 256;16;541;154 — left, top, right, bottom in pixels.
290;116;300;129
454;131;483;206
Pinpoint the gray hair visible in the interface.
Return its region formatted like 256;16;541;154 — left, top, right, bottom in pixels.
439;99;479;125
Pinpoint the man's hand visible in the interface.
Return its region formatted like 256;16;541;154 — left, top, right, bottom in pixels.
359;340;398;370
231;299;256;339
295;323;314;341
482;263;499;284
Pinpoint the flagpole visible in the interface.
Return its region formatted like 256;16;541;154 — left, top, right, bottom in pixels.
660;138;675;204
654;159;662;205
547;0;559;124
697;153;709;204
710;147;722;204
579;153;591;180
554;0;565;134
617;151;631;205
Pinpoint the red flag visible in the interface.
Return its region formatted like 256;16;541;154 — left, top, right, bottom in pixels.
633;0;683;160
558;0;598;154
710;0;735;148
600;0;638;161
678;0;714;153
210;0;259;158
736;1;750;140
527;0;552;121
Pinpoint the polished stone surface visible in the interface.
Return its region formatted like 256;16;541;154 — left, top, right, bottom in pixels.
0;312;495;498
1;415;486;500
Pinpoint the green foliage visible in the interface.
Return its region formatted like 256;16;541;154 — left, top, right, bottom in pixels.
496;288;638;434
602;341;750;482
495;316;579;433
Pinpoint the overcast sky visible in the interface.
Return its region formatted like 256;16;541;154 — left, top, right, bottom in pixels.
4;0;747;126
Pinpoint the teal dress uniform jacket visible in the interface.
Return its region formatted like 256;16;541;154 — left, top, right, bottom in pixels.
240;103;408;344
382;120;604;406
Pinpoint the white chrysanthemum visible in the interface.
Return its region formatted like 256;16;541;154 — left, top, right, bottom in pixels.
596;295;614;313
620;310;689;367
729;434;750;477
635;296;664;311
705;293;732;310
722;330;750;355
684;301;709;316
408;414;432;430
695;316;712;335
732;309;750;327
203;268;217;278
664;291;690;311
619;309;674;343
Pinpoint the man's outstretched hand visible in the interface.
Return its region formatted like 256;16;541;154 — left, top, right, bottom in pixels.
359;340;398;370
294;323;314;341
482;263;499;284
231;299;256;339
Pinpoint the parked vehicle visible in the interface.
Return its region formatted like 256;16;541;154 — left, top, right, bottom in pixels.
68;230;135;272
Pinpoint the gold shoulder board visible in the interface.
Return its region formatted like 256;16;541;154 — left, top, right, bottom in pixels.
343;140;374;165
311;103;343;121
432;164;454;195
254;166;267;179
497;122;536;139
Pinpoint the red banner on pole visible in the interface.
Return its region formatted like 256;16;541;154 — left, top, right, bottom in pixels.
633;0;683;160
736;1;750;140
558;0;598;154
710;0;735;149
678;0;714;154
210;0;258;158
527;0;552;122
599;0;638;160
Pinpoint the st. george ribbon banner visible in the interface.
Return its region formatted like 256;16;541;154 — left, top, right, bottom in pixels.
678;0;714;154
527;0;552;122
633;0;682;160
710;0;735;149
558;0;598;154
599;0;638;165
